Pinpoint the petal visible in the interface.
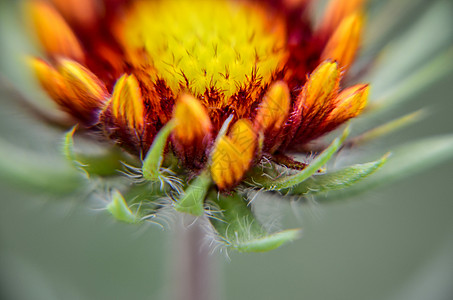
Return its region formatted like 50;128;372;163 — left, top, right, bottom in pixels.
211;119;257;190
108;74;145;131
28;57;67;103
57;59;108;111
172;94;212;146
172;94;213;168
318;0;365;40
321;12;364;69
255;81;291;152
281;60;341;149
325;84;369;129
29;57;108;123
229;119;257;158
255;81;291;133
50;0;99;29
26;1;84;61
297;60;340;117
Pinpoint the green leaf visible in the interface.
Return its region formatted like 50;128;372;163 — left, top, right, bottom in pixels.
208;192;301;252
142;121;176;181
174;171;211;216
328;135;453;200
251;128;349;191
106;189;140;224
283;154;389;196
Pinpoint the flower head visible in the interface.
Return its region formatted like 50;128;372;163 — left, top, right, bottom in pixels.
22;0;453;252
28;0;367;186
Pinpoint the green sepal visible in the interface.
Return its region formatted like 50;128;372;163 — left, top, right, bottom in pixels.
77;149;133;177
282;154;389;196
234;229;302;252
62;126;130;177
125;181;166;206
209;192;301;252
326;134;453;200
142;121;176;181
62;126;78;162
106;189;140;224
251;128;349;191
174;171;211;216
62;126;88;173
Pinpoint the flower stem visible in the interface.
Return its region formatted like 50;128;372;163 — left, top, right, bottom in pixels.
171;214;219;300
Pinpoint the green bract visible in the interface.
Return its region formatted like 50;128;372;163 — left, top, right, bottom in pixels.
42;120;452;252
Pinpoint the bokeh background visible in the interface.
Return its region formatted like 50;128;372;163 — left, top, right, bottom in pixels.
1;0;452;299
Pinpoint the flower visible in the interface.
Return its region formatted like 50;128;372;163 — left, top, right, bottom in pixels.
27;0;367;185
21;0;453;252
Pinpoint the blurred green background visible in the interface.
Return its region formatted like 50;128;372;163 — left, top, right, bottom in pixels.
1;0;453;299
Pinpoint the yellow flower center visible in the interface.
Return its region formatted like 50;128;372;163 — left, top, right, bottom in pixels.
119;0;288;99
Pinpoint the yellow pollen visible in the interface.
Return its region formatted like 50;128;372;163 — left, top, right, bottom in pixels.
118;0;287;99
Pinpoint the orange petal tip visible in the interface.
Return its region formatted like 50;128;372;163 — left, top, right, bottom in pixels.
321;11;364;69
328;84;369;124
57;59;108;105
318;0;365;38
255;81;291;133
28;57;66;100
109;74;145;131
50;0;99;29
172;94;212;145
299;60;341;114
26;1;84;61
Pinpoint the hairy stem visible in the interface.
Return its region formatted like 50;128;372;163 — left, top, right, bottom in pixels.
170;214;219;300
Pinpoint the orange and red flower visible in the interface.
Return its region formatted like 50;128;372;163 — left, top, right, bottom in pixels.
27;0;369;190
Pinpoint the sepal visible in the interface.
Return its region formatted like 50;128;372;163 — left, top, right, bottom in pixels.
107;189;141;224
62;125;88;175
62;126;128;177
142;121;176;182
283;154;389;196
251;128;349;190
174;171;211;216
208;192;301;252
